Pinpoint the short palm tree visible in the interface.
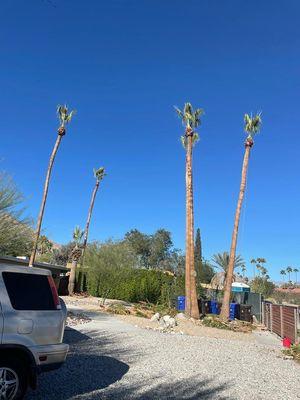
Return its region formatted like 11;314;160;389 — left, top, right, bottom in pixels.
175;102;204;319
68;226;84;295
286;266;293;283
220;113;262;320
294;268;299;284
81;167;106;260
29;105;75;266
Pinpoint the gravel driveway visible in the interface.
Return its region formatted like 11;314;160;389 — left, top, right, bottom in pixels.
26;311;300;400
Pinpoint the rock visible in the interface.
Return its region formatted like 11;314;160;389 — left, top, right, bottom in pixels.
161;315;176;328
150;312;160;322
176;313;187;320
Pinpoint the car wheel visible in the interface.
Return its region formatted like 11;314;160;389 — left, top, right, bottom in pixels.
0;360;28;400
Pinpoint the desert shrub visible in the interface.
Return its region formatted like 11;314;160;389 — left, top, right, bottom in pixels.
85;241;184;305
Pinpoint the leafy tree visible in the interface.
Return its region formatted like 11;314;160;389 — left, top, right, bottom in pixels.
82;167;106;260
0;172;33;256
221;113;262;320
175;102;204;319
251;276;275;297
29;105;75;266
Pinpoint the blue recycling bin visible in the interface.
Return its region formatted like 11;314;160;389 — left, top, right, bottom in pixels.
177;296;185;311
229;303;240;321
211;300;220;315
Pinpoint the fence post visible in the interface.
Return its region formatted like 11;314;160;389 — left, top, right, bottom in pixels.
280;305;283;338
270;304;273;333
294;308;298;343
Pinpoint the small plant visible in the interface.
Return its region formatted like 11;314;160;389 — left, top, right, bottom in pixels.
201;315;231;330
106;304;130;315
282;343;300;362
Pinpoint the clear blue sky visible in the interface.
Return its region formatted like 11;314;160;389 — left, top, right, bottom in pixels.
1;0;300;280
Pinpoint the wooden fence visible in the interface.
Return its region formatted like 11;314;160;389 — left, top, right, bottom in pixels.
262;302;299;343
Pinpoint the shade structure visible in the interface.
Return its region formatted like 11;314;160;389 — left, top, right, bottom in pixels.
231;281;250;293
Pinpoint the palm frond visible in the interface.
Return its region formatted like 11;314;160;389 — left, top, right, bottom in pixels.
94;166;106;181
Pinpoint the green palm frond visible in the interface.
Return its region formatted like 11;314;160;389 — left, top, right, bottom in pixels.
73;225;84;244
57;104;76;127
174;102;204;130
94;166;106;181
244;112;262;138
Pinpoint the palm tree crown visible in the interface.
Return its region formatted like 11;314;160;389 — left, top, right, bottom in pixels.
94;167;106;182
244;113;262;140
57;105;76;130
175;102;204;148
212;252;245;272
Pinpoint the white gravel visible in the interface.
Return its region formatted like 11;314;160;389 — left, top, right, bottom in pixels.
26;310;300;400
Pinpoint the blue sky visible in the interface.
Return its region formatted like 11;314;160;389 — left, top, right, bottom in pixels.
1;0;300;280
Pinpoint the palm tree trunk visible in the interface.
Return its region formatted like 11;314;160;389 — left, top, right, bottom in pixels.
81;180;100;260
220;140;252;320
68;259;77;295
185;131;200;319
29;133;63;266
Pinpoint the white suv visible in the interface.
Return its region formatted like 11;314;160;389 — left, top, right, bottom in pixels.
0;262;68;399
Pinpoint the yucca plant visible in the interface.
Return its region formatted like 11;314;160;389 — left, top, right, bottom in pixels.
81;167;106;261
29;105;75;266
220;112;262;321
175;102;204;319
68;226;84;295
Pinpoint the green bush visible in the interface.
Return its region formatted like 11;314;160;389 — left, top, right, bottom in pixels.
84;242;185;305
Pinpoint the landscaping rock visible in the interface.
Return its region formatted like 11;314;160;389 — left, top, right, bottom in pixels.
150;312;160;322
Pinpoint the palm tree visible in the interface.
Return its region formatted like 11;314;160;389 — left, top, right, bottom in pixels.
280;269;286;281
294;268;299;284
81;167;106;260
68;226;84;295
175;102;204;319
220;113;262;320
286;266;293;283
29;105;75;266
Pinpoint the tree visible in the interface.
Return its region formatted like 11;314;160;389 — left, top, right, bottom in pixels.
175;102;204;319
286;266;293;283
81;167;106;260
29;105;75;266
294;268;299;284
212;252;245;284
0;171;33;256
220;113;262;320
280;269;287;283
68;226;84;295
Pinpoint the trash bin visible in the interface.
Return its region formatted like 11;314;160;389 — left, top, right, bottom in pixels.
177;296;185;311
229;303;240;320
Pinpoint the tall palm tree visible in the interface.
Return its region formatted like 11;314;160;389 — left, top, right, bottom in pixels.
294;268;299;284
68;226;84;295
220;113;262;320
286;266;293;283
29;105;75;266
175;102;204;319
280;269;286;283
81;167;106;260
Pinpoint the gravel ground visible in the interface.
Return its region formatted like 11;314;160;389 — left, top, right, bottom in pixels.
26;310;300;400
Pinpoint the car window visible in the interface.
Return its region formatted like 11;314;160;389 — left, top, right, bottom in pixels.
2;272;56;310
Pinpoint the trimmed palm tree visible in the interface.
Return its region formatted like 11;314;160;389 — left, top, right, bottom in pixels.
286;266;293;283
68;226;84;295
294;268;299;284
175;102;204;319
220;113;262;320
81;167;106;260
29;105;75;266
280;269;286;283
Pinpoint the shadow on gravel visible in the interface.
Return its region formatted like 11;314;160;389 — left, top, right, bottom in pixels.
26;328;129;400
